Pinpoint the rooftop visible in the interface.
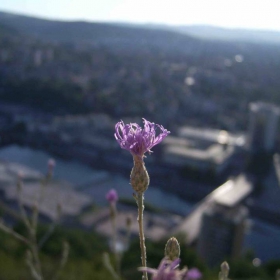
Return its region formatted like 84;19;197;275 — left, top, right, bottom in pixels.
250;102;280;115
174;174;252;244
164;144;235;164
0;161;92;220
162;126;246;172
177;126;246;147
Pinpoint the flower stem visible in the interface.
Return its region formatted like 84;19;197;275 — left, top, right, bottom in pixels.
30;229;43;280
136;192;148;280
111;208;121;275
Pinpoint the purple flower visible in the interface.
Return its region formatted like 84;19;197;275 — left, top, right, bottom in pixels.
115;118;170;157
48;158;56;168
186;268;202;280
106;189;118;203
48;158;56;174
139;258;187;280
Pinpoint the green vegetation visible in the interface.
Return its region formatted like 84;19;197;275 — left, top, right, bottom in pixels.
0;223;112;280
0;222;280;279
0;77;89;115
121;236;207;280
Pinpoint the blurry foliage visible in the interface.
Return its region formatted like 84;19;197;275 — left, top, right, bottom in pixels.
0;77;89;114
0;223;112;280
0;251;30;280
264;259;280;278
121;238;206;280
0;222;279;279
229;258;267;279
13;223;108;260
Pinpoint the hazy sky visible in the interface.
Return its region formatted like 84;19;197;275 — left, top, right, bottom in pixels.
0;0;280;31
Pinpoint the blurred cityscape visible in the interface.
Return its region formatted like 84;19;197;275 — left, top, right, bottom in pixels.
1;10;280;272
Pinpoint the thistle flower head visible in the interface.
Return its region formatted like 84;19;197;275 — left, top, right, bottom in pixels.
115;118;170;157
106;189;118;203
139;258;187;280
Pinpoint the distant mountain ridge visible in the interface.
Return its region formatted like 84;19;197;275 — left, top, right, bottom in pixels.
0;11;280;46
169;25;280;44
0;11;199;48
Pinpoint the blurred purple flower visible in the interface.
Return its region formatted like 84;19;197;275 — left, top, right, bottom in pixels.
114;118;170;157
106;189;118;203
139;258;187;280
47;158;56;175
186;268;202;280
17;171;24;180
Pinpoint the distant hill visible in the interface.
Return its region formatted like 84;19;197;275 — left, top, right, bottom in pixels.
0;21;19;37
0;11;280;46
0;11;200;52
1;10;279;51
169;25;280;45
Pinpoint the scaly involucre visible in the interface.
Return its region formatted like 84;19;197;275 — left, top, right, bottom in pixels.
114;118;170;157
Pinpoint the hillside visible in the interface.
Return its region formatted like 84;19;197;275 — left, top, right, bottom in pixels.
0;11;280;131
2;11;280;46
0;11;201;52
169;25;280;45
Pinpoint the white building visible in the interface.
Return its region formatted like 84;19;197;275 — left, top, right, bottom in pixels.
162;127;245;175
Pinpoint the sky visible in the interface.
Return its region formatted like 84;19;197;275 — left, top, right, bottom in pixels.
0;0;280;31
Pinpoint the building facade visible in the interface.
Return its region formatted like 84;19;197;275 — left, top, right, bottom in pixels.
197;202;248;267
247;102;280;152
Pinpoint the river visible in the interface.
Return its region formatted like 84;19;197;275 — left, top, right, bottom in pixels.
0;144;194;215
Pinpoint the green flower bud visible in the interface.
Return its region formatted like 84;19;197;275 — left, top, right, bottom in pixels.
221;261;229;274
165;237;180;261
219;261;230;280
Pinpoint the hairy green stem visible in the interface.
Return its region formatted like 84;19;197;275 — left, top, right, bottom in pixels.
30;230;43;280
111;210;121;275
0;223;30;245
136;193;148;280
